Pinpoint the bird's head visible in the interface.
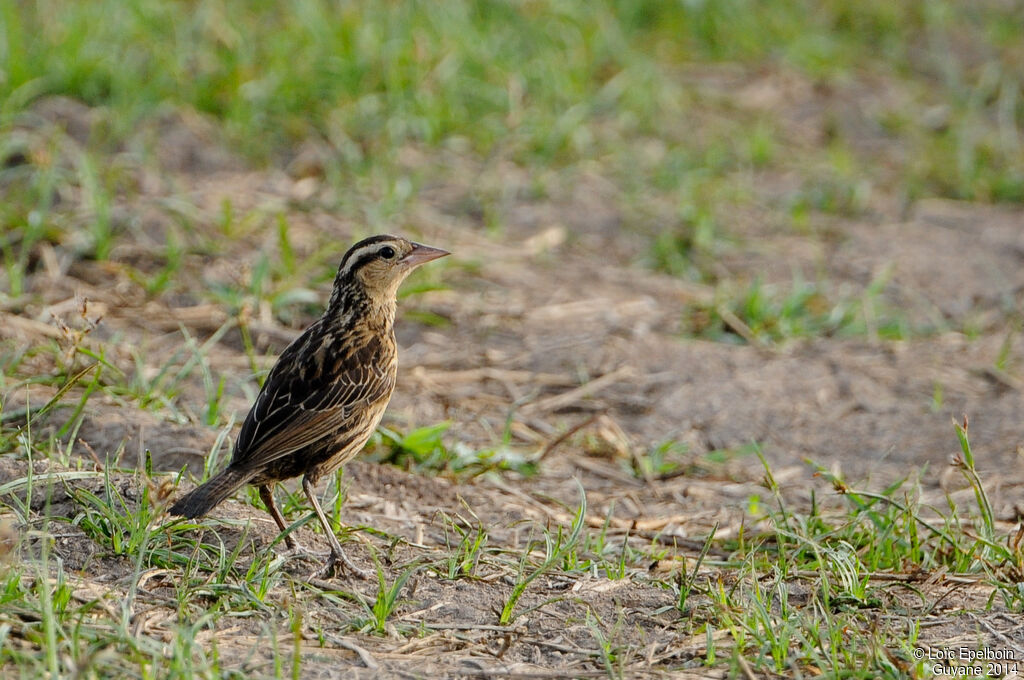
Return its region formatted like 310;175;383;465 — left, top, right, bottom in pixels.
330;235;449;312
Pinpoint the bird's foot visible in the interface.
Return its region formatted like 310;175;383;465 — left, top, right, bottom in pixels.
314;548;371;581
281;541;330;564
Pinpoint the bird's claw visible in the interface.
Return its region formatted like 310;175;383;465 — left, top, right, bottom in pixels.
315;549;371;580
285;544;330;563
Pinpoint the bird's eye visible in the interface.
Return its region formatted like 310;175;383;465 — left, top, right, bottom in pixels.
379;246;396;260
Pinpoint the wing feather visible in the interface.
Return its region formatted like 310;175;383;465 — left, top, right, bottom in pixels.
231;324;396;471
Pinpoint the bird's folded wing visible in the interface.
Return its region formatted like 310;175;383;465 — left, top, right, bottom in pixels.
233;360;395;471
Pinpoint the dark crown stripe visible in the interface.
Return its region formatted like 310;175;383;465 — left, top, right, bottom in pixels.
337;235;399;278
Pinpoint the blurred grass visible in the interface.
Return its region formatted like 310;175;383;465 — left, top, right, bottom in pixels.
2;0;1022;198
1;0;1023;340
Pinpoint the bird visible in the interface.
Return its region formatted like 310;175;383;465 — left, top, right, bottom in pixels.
169;234;449;577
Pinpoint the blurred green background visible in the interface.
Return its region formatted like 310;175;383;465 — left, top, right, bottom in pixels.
5;0;1022;197
2;0;1023;323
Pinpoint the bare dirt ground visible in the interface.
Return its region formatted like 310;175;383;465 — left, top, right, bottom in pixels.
4;97;1024;677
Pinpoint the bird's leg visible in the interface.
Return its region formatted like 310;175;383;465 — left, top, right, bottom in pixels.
258;484;298;550
260;483;330;565
302;475;369;579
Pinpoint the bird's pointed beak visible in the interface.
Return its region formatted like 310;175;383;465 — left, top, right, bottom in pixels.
401;242;450;267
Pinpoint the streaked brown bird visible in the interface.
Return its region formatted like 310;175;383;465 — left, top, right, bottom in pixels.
169;235;449;576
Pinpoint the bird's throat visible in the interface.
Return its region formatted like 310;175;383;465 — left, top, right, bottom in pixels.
326;285;397;333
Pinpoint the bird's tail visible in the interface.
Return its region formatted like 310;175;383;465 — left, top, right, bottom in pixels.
168;466;253;518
